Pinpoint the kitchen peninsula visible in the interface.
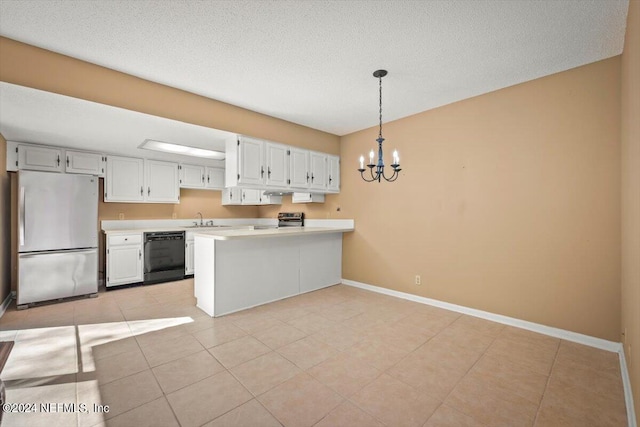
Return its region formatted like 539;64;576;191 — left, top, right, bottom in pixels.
101;218;354;316
193;219;354;316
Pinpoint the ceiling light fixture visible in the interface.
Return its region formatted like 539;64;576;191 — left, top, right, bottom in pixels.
358;69;401;182
139;139;225;159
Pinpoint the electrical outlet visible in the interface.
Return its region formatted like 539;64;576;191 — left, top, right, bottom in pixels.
118;213;124;220
415;275;421;285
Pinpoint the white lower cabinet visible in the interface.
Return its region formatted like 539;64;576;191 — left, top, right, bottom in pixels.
185;233;195;275
106;233;143;287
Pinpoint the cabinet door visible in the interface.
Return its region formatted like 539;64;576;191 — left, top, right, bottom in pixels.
146;159;179;203
222;188;242;205
327;155;340;192
107;244;142;286
180;164;205;188
105;156;144;202
265;142;288;188
289;148;309;189
260;192;283;205
241;188;262;205
17;145;63;172
185;240;195;275
238;137;264;185
309;152;327;191
205;167;225;189
65;150;104;176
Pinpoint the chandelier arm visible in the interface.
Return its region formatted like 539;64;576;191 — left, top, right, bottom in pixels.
359;169;377;182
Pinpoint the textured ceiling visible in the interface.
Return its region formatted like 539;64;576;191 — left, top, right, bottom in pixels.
0;0;630;136
0;82;230;166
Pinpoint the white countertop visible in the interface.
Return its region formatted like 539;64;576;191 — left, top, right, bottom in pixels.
101;219;354;237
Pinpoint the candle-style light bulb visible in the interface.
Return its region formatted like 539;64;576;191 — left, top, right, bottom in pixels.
359;155;364;169
369;150;374;164
393;150;399;164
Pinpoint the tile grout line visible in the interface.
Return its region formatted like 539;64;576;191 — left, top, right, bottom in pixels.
531;339;562;426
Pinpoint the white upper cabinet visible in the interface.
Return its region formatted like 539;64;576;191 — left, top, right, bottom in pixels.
180;164;205;188
180;165;224;190
17;145;63;172
289;148;310;189
205;167;225;189
239;136;264;185
65;150;105;176
145;159;180;203
309;152;327;191
225;135;264;187
241;188;262;205
221;187;281;205
105;156;179;203
105;156;144;202
327;155;340;192
221;187;241;205
265;142;288;188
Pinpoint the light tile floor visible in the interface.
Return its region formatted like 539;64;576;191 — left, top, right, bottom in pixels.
0;279;628;427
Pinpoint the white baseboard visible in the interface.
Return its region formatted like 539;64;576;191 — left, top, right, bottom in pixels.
341;278;636;427
0;290;15;318
619;346;638;427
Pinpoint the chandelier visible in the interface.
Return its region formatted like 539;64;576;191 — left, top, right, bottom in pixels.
358;69;401;182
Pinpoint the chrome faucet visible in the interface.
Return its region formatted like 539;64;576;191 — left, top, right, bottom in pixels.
196;212;203;226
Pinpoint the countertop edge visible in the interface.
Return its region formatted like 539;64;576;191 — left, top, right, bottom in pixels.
192;227;354;240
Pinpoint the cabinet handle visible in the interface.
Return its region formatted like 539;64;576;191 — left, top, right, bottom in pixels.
66;156;69;167
267;167;271;178
202;174;205;183
207;174;210;183
242;192;245;200
306;172;309;183
329;175;332;184
148;187;151;196
139;249;141;259
140;186;143;196
311;173;314;183
57;154;60;166
261;166;264;178
230;190;233;198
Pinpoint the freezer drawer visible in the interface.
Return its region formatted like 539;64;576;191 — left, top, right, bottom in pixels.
18;249;98;306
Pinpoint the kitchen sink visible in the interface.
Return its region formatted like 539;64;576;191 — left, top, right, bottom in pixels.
186;225;232;229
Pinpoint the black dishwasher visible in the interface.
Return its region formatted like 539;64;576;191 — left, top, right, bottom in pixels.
143;231;185;284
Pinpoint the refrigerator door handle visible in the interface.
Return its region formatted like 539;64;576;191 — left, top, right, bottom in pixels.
19;186;25;247
18;248;97;258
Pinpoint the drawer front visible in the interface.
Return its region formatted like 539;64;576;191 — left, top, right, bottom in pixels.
108;234;142;246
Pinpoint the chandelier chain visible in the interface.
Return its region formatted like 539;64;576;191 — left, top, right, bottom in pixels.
378;74;383;139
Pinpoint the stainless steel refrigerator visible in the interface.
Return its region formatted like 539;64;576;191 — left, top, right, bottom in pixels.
17;170;98;307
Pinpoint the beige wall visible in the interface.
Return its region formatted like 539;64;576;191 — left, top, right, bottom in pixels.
621;0;640;415
0;134;10;303
0;37;339;154
338;57;622;341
